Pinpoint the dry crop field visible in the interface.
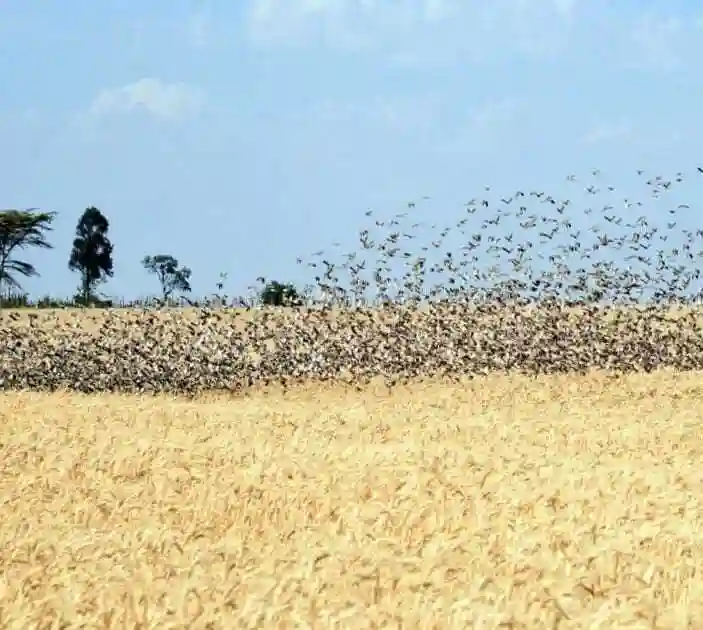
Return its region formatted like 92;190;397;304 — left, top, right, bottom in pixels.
3;303;703;328
0;305;431;336
2;371;703;628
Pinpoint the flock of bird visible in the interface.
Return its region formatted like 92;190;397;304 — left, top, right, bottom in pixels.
1;167;703;395
297;168;703;308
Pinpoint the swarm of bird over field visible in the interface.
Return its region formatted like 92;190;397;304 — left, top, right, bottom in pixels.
2;168;703;395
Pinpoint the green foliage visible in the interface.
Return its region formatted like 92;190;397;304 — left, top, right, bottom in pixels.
0;291;111;309
142;254;192;301
68;207;114;305
0;208;56;298
36;295;76;308
70;290;113;308
260;280;303;307
0;292;30;308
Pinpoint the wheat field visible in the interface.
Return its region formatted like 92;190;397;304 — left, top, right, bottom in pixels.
1;371;703;629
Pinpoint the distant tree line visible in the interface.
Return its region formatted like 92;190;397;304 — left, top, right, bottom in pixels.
0;207;302;308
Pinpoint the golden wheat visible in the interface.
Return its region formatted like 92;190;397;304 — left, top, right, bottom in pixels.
2;371;703;628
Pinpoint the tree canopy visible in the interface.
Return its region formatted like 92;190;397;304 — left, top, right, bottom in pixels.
0;208;56;297
260;280;303;307
68;206;114;305
142;254;192;302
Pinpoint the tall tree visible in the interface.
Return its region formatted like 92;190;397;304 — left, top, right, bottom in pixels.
0;209;56;298
68;207;114;305
260;280;302;307
142;254;192;302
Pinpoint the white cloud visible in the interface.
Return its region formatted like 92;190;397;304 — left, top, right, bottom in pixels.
581;120;634;146
185;0;228;49
615;7;703;73
242;0;703;76
244;0;581;62
469;98;517;129
89;78;204;121
442;97;521;156
21;108;40;124
628;12;683;72
188;8;213;48
421;0;457;22
580;120;689;152
246;0;457;46
247;0;362;49
552;0;577;20
306;95;439;133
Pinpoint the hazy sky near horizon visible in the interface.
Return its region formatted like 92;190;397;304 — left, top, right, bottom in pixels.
2;1;703;302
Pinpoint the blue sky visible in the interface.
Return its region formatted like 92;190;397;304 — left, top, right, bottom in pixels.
2;0;703;302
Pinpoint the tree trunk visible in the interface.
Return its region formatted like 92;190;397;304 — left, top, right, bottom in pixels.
83;274;91;306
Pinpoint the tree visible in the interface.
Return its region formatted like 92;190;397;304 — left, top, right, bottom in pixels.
142;254;192;302
68;207;114;305
0;209;56;298
260;280;302;307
